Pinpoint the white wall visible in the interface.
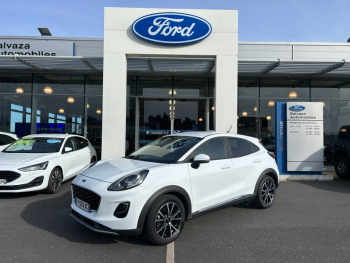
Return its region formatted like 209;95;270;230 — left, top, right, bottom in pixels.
102;7;238;159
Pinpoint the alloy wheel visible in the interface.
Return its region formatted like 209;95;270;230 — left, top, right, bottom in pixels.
155;202;182;239
51;170;62;191
261;179;275;206
337;160;346;174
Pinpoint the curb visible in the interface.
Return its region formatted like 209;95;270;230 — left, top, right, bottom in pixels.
279;174;333;181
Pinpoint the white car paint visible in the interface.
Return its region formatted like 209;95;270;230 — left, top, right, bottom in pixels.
0;132;18;151
70;132;279;236
0;134;97;193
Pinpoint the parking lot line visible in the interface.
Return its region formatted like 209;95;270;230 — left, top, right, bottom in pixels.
166;242;175;263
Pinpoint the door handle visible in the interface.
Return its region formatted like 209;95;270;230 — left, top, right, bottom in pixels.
253;159;262;163
221;165;231;169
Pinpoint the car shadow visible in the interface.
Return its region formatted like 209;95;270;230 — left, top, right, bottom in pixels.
20;190;153;246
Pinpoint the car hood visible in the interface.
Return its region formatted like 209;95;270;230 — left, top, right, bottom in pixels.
81;157;166;183
0;152;57;165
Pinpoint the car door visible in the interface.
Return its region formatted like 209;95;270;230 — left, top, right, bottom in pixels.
187;137;234;212
74;137;91;169
62;137;81;179
228;138;266;198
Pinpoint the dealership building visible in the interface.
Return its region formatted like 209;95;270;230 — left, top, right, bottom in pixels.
0;8;350;170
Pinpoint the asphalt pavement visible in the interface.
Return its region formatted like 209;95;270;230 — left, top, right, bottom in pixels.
1;179;350;263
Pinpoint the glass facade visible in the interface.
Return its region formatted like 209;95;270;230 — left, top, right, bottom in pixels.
0;73;103;159
126;76;215;154
237;78;350;170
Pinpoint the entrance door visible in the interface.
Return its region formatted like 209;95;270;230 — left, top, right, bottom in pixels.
138;99;171;148
173;100;207;133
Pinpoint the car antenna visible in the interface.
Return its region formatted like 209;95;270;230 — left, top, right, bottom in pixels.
227;125;232;133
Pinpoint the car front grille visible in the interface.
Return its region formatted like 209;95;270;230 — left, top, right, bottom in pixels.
0;171;21;183
72;184;101;211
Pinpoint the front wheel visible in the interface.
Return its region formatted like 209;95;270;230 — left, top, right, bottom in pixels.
253;176;276;209
43;168;62;194
335;156;350;179
144;195;185;246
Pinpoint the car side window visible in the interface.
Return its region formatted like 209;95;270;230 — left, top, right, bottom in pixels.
0;135;15;146
228;138;253;158
74;137;86;150
64;138;77;152
250;142;260;153
84;139;89;147
192;138;226;161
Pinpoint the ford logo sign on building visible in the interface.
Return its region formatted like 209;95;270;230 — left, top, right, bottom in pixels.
289;105;306;112
132;12;212;45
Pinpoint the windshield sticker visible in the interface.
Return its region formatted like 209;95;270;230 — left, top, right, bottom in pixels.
8;139;35;151
47;139;62;143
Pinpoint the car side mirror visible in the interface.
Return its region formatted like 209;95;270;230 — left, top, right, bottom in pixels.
64;147;73;153
192;154;210;169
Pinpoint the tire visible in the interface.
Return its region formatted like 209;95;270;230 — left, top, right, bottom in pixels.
43;167;63;194
253;176;276;209
335;156;350;179
144;195;185;246
91;156;97;164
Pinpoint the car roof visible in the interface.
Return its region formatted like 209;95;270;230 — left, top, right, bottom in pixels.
22;134;84;139
166;131;260;143
0;132;18;138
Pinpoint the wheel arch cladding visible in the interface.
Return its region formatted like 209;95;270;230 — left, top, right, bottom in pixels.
254;168;279;195
335;150;350;159
137;185;192;231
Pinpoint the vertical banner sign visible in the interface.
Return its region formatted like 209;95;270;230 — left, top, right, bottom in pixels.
286;102;323;172
275;102;287;174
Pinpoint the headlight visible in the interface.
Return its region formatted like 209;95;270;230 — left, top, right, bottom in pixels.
19;161;48;172
107;170;149;191
80;162;97;174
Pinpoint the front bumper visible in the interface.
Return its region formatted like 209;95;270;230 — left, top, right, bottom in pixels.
70;210;142;236
0;168;49;193
71;174;152;233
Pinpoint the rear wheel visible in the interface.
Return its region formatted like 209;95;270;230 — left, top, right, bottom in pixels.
43;167;62;194
253;176;276;209
144;195;185;246
335;156;350;179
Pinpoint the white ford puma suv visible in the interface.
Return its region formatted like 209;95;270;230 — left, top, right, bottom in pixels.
70;132;279;245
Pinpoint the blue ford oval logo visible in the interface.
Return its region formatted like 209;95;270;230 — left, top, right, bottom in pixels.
132;12;212;45
289;105;305;111
82;179;86;182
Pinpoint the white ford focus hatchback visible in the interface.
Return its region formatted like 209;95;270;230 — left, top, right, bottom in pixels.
0;134;97;194
70;132;279;245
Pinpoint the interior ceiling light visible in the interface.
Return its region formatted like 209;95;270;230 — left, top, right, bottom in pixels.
87;103;90;109
96;109;102;114
58;108;64;113
266;116;272;120
211;106;215;111
43;86;53;94
169;100;176;105
268;100;275;107
67;97;75;103
15;87;24;93
242;111;248;116
288;91;298;98
198;117;203;122
237;116;239;119
254;107;257;112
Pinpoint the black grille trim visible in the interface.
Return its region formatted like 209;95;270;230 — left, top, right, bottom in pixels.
0;176;44;190
72;184;101;211
0;171;21;183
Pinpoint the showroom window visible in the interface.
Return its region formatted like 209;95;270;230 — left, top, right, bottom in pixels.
237;77;350;170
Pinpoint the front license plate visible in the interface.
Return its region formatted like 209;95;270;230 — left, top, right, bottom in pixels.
0;179;7;185
75;197;91;212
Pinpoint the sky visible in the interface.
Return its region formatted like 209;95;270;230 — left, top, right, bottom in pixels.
0;0;349;43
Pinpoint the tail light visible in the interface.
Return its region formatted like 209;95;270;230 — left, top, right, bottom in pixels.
268;152;275;159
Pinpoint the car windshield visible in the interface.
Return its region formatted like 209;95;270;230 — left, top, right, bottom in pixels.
4;137;64;153
127;136;202;163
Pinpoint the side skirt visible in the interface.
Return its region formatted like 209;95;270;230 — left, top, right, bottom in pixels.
187;194;256;220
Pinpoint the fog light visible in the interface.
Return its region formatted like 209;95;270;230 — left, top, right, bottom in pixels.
114;202;130;218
